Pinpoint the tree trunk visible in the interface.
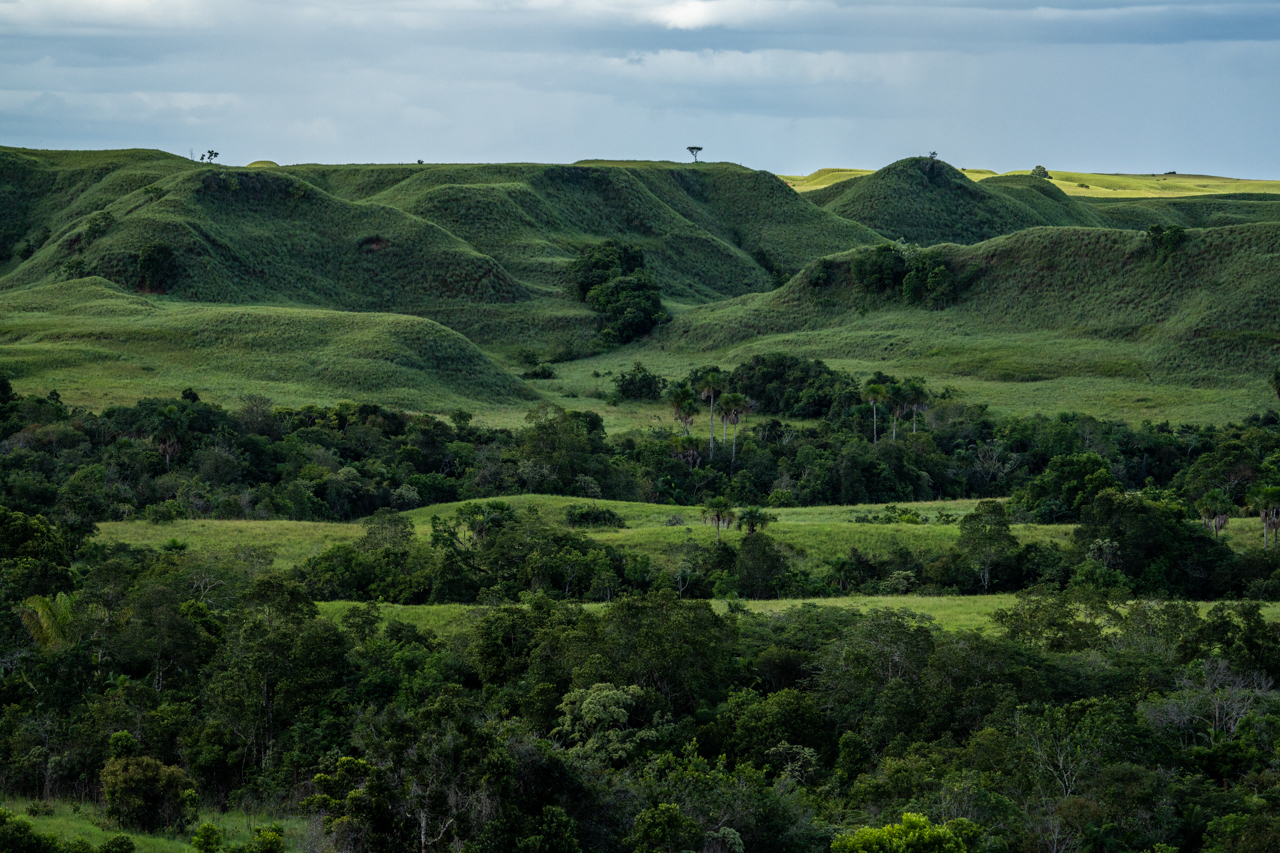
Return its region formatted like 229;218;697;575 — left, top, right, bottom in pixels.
708;393;715;460
872;403;878;445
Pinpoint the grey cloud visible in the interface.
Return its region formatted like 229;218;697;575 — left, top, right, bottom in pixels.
1;0;1278;177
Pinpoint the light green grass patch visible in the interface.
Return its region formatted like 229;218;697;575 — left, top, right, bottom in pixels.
96;518;362;569
3;798;314;852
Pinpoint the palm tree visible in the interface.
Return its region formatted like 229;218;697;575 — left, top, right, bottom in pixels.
700;497;737;541
698;371;725;460
902;379;928;433
865;383;887;445
671;434;702;469
1195;489;1233;537
723;393;751;464
16;592;76;651
735;506;777;534
715;394;734;446
665;383;697;436
1248;485;1280;549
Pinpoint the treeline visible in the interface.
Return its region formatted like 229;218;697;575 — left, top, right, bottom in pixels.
5;526;1280;851
4;356;1280;535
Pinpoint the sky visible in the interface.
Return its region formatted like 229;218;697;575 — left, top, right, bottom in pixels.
2;0;1279;177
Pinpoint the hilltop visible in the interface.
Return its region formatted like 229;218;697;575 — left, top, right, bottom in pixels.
3;146;1280;423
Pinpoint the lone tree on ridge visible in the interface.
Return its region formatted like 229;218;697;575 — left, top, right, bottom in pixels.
687;146;702;163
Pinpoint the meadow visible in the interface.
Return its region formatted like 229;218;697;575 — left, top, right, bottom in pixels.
781;164;1280;198
1;798;316;852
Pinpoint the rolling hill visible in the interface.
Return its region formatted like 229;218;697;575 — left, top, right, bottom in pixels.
3;146;1280;424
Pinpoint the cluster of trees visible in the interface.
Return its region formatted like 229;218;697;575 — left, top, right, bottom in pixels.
563;240;668;348
837;244;964;308
5;512;1280;851
6;361;1280;563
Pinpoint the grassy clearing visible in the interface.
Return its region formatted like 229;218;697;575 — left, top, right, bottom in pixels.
96;518;363;569
2;798;315;852
325;593;1280;637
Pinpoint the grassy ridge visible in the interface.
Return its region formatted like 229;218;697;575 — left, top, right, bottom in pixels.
0;277;535;410
806;157;1106;245
655;221;1280;413
1;149;883;318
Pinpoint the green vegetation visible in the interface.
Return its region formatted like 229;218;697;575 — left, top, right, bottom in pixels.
805;157;1105;245
0;278;532;411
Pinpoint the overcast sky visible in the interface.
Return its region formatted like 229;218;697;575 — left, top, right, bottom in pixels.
2;0;1278;177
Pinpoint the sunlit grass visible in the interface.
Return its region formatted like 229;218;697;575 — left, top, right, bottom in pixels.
3;798;315;852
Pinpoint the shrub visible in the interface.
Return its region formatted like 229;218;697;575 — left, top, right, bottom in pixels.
137;243;176;292
564;503;627;528
522;364;557;380
611;361;667;401
101;754;196;832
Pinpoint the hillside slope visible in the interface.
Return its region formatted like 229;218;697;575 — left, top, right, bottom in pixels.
808;157;1105;245
0;277;535;410
659;222;1280;393
0;149;884;311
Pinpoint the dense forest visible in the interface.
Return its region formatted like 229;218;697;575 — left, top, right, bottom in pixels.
6;357;1280;852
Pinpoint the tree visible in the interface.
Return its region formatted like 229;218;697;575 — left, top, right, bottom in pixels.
735;506;777;534
1195;488;1233;537
831;813;965;853
698;371;725;460
865;384;888;445
687;146;702;162
0;374;15;405
1270;366;1280;402
1030;165;1051;179
720;393;750;463
137;243;175;292
700;497;737;541
665;383;698;436
1247;485;1280;549
957;500;1018;592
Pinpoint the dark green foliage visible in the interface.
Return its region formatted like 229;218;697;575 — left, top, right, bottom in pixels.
1148;222;1187;256
1030;165;1051;179
136;243;174;292
849;243;906;293
0;809;62;853
100;754;195;832
522;364;557;380
564;239;644;303
587;271;667;347
611;361;668;401
723;353;860;418
1009;452;1120;522
563;503;627;528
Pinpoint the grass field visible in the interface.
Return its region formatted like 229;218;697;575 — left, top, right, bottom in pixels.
0;277;535;412
1;798;315;852
4;147;1279;431
780;165;1280;198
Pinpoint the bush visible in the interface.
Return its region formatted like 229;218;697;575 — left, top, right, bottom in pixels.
101;754;196;832
564;503;627;528
611;361;667;401
137;243;176;292
522;364;557;380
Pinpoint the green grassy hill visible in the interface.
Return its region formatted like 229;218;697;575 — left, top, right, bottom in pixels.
5;146;1280;424
648;220;1280;423
807;157;1106;245
1;149;882;312
0;277;535;410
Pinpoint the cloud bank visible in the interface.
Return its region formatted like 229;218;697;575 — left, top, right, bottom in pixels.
1;0;1278;175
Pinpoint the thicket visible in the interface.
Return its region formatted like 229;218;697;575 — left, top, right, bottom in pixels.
564;240;669;348
6;531;1280;852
